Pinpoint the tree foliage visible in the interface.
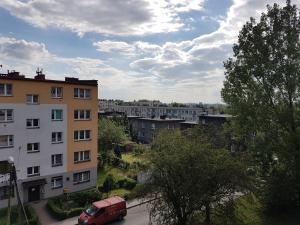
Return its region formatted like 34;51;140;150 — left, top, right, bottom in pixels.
98;118;127;165
145;129;248;225
222;0;300;210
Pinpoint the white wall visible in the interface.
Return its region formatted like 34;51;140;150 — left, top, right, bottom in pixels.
0;103;67;181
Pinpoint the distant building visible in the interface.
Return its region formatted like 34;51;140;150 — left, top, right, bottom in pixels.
99;99;209;122
129;116;185;144
199;114;233;127
0;70;98;208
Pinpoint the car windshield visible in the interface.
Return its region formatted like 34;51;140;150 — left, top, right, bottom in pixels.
85;205;98;216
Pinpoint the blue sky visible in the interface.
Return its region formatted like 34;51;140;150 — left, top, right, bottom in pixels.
0;0;293;103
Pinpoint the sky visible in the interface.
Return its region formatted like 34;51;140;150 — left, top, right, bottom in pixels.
0;0;297;103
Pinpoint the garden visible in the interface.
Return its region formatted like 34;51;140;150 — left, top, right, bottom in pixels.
0;205;41;225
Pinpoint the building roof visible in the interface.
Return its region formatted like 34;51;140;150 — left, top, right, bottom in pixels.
180;121;199;125
0;71;98;86
93;196;125;208
137;118;185;122
200;114;233;118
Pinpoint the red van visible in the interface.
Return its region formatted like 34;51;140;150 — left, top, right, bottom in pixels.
78;196;127;225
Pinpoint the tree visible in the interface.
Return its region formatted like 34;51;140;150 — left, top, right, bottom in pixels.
222;0;300;210
98;118;127;165
145;129;248;225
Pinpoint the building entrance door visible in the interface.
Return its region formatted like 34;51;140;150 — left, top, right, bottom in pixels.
28;185;40;202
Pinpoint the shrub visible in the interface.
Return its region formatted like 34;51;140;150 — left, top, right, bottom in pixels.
103;174;115;192
68;207;84;218
47;199;68;220
116;177;137;190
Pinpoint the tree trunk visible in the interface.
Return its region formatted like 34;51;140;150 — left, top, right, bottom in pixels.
205;203;211;225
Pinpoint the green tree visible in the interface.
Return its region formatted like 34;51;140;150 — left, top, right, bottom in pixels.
98;118;127;165
145;129;248;225
222;0;300;210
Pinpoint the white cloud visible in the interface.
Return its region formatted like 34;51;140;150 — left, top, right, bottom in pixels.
0;0;204;36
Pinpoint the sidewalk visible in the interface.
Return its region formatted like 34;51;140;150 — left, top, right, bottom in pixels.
30;200;58;225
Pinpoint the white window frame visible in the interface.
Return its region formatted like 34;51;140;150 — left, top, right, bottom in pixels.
51;176;63;189
74;150;90;163
26;119;40;129
0;83;12;96
51;154;63;167
51;87;63;99
74;110;91;120
27;166;40;177
73;171;90;184
27;142;40;153
26;95;39;104
74;130;91;141
74;88;91;99
51;132;63;144
0;109;13;122
0;135;14;148
51;109;63;121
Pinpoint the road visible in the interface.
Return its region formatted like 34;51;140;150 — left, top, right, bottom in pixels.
52;203;150;225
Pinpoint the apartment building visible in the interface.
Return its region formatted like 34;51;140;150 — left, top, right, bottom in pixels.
0;71;98;207
99;99;208;122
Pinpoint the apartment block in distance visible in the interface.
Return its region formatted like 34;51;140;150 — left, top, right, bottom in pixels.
0;70;98;207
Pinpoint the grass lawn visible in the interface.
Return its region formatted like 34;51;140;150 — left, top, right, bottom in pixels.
97;166;126;186
212;194;300;225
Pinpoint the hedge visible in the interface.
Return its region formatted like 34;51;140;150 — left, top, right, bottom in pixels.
47;189;102;220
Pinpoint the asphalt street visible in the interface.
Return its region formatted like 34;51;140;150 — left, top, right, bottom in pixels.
52;203;151;225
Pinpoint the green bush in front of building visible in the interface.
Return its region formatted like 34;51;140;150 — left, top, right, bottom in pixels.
0;205;41;225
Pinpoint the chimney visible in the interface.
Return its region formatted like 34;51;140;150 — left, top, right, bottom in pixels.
65;77;79;82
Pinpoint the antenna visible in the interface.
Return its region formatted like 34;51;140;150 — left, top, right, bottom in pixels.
36;67;43;76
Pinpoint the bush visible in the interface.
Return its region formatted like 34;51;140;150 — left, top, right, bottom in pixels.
102;174;116;192
115;177;137;190
47;199;68;220
0;205;41;225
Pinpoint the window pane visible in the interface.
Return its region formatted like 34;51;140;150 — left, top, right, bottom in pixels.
0;84;4;95
74;88;79;97
74;131;78;140
26;119;32;127
0;136;7;147
0;110;5;121
26;95;32;103
6;110;13;120
33;95;39;103
34;143;39;150
33;119;39;127
79;89;84;98
57;132;62;141
27;167;32;175
80;110;84;119
80;131;84;139
86;110;90;119
74;152;79;162
57;110;62;120
6;84;12;95
57;87;62;97
74;110;78;119
85;89;91;98
86;130;90;139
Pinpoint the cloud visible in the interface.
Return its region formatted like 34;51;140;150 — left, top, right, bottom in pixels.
0;0;204;36
0;37;50;62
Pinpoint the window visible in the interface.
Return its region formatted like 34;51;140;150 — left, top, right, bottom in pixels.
0;186;14;200
74;150;90;163
51;87;63;98
27;143;40;153
27;166;40;177
52;132;63;143
74;110;91;120
0;83;12;96
26;95;39;104
74;88;91;99
74;130;91;141
73;171;90;184
26;119;40;128
151;123;155;130
52;110;63;121
0;135;13;148
0;109;13;122
51;176;63;189
51;154;63;167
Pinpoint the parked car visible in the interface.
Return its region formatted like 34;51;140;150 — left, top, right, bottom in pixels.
78;196;127;225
